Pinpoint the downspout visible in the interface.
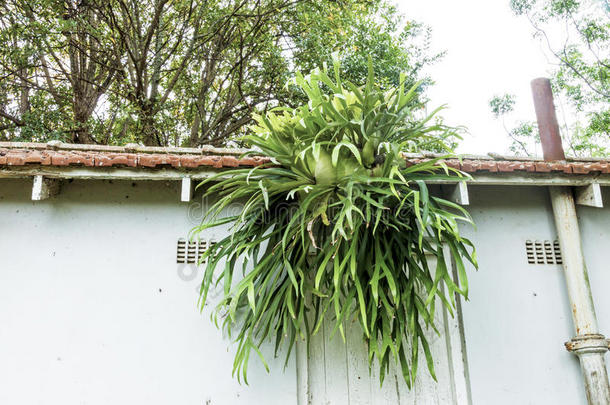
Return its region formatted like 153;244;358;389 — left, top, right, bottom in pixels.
531;78;610;405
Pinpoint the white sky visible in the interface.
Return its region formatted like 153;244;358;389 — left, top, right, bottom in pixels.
397;0;554;155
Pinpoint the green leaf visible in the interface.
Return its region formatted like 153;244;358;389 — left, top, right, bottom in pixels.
191;57;476;390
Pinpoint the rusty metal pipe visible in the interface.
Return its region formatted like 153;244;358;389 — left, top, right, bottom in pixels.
532;78;610;404
531;78;566;161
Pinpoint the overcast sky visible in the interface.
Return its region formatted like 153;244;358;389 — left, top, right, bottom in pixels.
398;1;554;155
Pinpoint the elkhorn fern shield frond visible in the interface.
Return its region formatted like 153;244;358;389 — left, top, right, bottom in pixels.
192;61;477;387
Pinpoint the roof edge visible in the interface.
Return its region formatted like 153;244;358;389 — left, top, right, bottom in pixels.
1;141;607;162
2;165;610;187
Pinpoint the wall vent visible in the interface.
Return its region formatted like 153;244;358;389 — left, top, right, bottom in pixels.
526;240;562;265
176;238;215;264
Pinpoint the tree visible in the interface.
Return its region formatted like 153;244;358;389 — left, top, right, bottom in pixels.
287;2;442;91
173;0;300;147
98;0;298;146
0;0;442;146
0;0;122;143
494;0;609;157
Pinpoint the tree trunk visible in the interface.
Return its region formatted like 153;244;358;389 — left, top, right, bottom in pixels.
140;109;160;146
190;105;201;146
72;96;95;144
18;75;30;117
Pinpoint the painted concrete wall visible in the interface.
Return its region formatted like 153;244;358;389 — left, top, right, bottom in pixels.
1;179;609;404
0;179;296;405
460;185;610;405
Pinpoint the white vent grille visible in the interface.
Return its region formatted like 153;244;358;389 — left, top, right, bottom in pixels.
526;240;562;265
176;238;215;264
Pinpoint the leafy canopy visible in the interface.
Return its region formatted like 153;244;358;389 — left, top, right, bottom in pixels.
192;60;477;386
0;0;441;146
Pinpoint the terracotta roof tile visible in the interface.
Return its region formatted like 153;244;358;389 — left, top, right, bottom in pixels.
95;153;137;167
571;162;588;174
138;154;181;168
534;162;552;173
549;162;568;172
0;142;608;175
496;161;517;172
221;156;240;167
460;160;479;172
477;161;498;172
444;160;461;170
6;151;27;165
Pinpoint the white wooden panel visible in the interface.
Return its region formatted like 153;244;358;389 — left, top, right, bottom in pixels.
370;357;402;405
301;255;472;404
307;319;328;404
443;286;473;405
324;319;350;404
296;339;309;405
344;317;373;405
414;296;453;404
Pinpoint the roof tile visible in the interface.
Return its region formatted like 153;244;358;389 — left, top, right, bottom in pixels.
571;163;588;174
444;160;461;170
7;151;26;166
221;156;239;167
478;161;498;172
139;154;180;168
0;143;608;177
95;153;137;167
534;162;552;173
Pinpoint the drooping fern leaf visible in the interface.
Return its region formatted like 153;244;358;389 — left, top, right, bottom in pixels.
192;59;477;387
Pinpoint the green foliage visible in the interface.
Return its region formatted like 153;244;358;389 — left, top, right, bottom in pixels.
0;0;122;142
192;61;476;386
503;0;609;157
489;94;538;156
289;2;442;92
489;94;516;118
0;0;441;146
507;122;539;155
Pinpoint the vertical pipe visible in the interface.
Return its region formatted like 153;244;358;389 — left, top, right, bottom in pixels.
549;187;598;335
532;78;610;405
531;78;566;161
549;187;610;405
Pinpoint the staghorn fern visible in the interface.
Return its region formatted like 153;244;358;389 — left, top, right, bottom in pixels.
191;60;477;387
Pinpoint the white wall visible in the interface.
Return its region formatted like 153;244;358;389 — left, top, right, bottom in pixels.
1;179;608;404
460;185;606;405
0;179;297;405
